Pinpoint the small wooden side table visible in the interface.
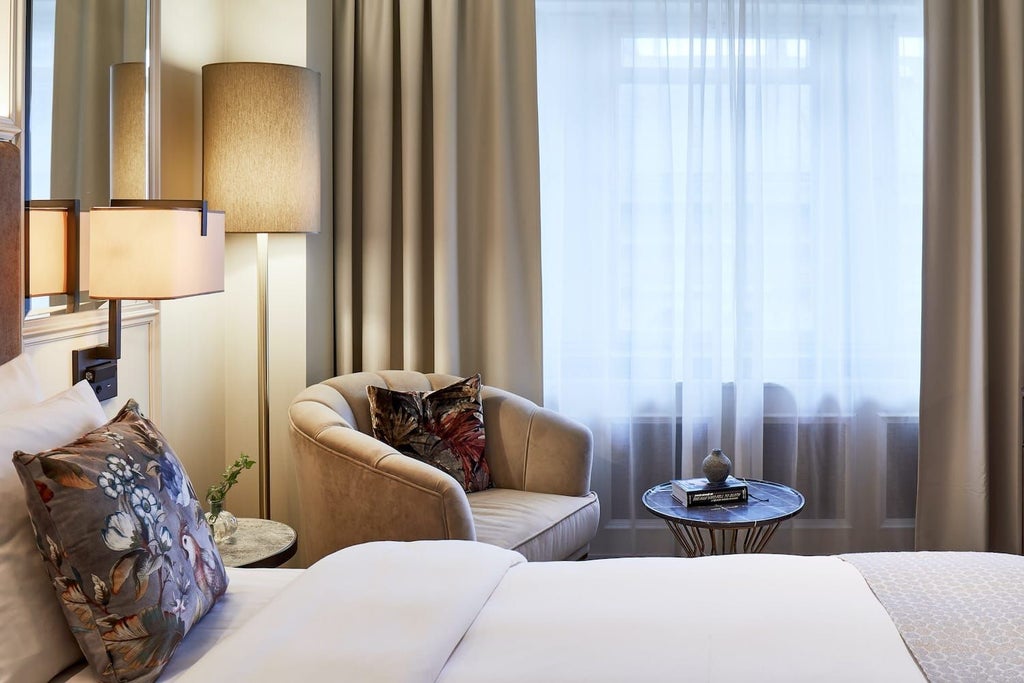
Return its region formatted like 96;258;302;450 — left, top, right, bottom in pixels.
642;479;804;557
217;517;297;568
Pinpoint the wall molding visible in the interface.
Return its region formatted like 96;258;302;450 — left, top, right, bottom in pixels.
23;302;161;421
23;301;159;344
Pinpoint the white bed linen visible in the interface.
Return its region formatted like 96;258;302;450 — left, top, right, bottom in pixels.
175;542;925;683
52;567;301;683
0;353;43;413
439;554;925;682
177;540;526;682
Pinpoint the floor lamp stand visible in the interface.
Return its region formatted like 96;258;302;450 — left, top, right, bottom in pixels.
256;232;271;519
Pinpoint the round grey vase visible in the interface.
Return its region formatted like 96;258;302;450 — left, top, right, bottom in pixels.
702;448;732;484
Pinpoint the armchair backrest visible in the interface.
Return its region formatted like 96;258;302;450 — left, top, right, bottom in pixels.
291;371;593;497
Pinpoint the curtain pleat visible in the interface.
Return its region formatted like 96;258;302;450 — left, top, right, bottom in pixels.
917;0;1024;552
333;0;544;402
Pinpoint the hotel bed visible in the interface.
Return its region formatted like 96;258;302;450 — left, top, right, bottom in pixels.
1;142;1022;683
40;540;1024;683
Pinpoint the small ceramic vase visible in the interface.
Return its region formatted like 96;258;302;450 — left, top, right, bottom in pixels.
206;500;238;543
702;448;732;484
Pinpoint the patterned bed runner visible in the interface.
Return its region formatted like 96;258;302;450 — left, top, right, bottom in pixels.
841;551;1024;683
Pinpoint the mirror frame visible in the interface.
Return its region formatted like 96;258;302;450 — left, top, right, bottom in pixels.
0;0;21;143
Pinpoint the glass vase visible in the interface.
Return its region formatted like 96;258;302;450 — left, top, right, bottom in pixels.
206;500;238;543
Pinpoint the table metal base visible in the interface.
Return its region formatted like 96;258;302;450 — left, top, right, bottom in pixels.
662;519;782;557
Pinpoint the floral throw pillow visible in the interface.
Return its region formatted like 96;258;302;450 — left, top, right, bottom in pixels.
12;399;228;683
368;374;491;493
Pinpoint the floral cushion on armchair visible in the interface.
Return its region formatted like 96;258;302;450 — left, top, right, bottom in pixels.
12;399;228;683
368;374;491;493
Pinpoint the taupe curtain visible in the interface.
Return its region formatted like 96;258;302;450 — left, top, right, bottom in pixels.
918;0;1023;552
332;0;544;403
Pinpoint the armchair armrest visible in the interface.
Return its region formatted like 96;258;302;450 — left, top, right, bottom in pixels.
289;391;475;565
481;388;593;497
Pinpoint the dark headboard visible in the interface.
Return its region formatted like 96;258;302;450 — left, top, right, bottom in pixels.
0;141;22;365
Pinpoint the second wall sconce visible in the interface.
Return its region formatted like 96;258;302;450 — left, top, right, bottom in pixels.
25;199;79;315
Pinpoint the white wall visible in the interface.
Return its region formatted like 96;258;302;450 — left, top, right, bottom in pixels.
159;0;229;513
159;0;328;562
218;0;309;535
220;0;305;62
23;303;158;419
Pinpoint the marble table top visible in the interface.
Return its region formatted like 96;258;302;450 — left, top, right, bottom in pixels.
643;479;805;529
217;517;297;568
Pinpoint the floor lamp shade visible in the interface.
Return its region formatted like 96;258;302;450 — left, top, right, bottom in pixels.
110;62;147;200
202;62;321;234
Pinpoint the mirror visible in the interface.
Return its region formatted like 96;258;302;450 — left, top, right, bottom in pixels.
25;0;151;316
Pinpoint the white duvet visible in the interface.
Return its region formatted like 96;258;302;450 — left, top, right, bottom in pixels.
174;541;924;683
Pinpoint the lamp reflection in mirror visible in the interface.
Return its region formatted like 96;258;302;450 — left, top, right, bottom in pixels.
110;62;147;200
25;199;79;315
203;61;321;520
74;201;225;401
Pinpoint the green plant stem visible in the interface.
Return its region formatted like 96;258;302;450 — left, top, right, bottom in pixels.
206;453;254;512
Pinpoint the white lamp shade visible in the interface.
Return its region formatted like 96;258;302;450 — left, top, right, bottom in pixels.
110;62;147;200
27;208;68;296
202;62;321;234
88;207;225;299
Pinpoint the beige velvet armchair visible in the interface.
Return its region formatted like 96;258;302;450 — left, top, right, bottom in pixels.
288;371;600;565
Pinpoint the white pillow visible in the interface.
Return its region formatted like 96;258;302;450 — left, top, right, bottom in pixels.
0;381;108;683
0;353;43;414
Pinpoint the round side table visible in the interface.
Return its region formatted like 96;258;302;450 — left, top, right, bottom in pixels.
216;517;297;568
642;479;804;557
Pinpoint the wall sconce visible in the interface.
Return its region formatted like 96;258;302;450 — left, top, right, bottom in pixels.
74;200;225;400
203;62;320;520
24;199;79;315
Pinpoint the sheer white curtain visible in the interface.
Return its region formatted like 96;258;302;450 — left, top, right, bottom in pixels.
537;0;923;556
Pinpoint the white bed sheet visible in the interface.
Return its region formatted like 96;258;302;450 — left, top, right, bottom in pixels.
176;540;524;682
439;553;926;682
51;567;302;683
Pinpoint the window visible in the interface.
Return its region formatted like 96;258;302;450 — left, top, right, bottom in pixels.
537;0;924;556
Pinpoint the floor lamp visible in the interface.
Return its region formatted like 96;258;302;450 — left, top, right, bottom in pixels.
202;62;321;519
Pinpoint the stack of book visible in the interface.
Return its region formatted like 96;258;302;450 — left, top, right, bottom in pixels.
671;476;748;507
